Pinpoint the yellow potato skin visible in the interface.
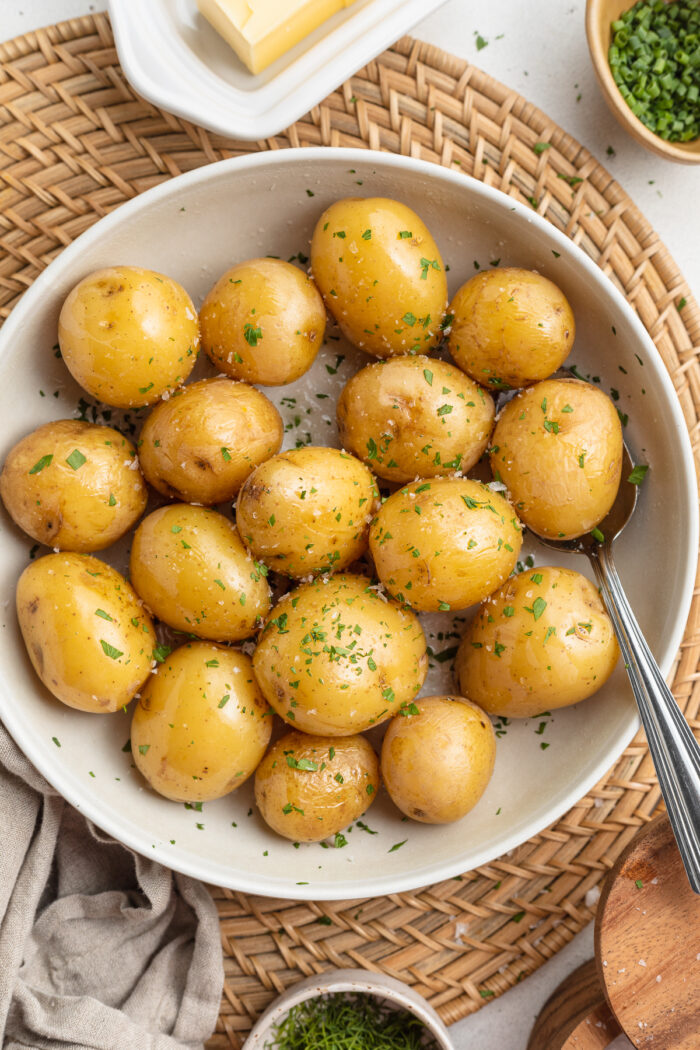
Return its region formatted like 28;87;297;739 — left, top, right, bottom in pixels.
369;478;523;612
131;642;272;802
129;504;270;642
58;266;199;408
490;378;623;540
455;566;620;718
336;355;495;483
380;696;496;823
16;552;155;713
0;419;147;551
254;730;379;842
138;377;283;504
252;573;428;736
236;447;379;578
200;258;326;385
310;197;448;358
448;267;575;389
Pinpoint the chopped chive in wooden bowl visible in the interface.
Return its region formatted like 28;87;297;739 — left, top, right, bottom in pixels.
608;0;700;142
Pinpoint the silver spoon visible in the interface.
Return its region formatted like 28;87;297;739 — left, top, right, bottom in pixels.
536;442;700;893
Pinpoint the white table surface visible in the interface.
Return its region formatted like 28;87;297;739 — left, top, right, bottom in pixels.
4;3;695;1047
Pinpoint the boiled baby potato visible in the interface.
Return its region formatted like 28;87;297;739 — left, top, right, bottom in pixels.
490;378;623;540
131;642;272;803
236;446;378;578
17;552;155;713
448;267;575;389
310;197;448;358
200;258;326;386
58;266;199;407
369;478;522;612
138;377;283;504
255;730;379;842
381;696;496;824
455;565;620;718
252;573;428;736
336;355;495;483
0;419;147;551
129;504;270;642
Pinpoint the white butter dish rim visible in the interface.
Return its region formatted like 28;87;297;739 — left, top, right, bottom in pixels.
108;0;449;142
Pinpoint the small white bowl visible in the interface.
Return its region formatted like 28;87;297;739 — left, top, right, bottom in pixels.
242;968;454;1049
108;0;449;141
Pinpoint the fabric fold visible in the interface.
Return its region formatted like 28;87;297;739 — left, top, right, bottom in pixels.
0;722;223;1050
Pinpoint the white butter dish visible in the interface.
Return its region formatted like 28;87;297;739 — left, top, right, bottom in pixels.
108;0;448;141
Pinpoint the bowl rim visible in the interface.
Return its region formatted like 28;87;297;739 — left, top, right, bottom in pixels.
585;0;700;164
240;968;455;1049
0;146;696;899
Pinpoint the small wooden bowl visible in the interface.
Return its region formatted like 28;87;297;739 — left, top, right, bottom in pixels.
586;0;700;163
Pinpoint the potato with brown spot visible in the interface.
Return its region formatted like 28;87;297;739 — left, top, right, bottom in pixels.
138;377;283;504
337;355;495;483
448;267;575;389
200;258;326;385
58;266;199;407
16;552;155;712
310;197;448;358
252;573;428;735
489;378;622;540
455;565;619;718
369;478;522;612
129;504;270;642
381;696;496;823
0;419;147;551
255;730;379;842
236;446;378;577
131;642;272;802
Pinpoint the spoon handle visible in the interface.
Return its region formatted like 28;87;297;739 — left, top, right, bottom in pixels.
590;544;700;894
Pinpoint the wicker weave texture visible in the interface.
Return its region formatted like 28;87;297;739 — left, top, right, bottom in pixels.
1;15;699;1049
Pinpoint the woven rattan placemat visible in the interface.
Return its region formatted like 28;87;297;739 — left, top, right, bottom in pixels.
2;14;700;1048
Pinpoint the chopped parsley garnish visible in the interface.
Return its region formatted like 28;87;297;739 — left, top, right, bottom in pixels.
628;463;649;485
65;449;86;470
100;640;123;660
29;454;53;475
243;323;262;346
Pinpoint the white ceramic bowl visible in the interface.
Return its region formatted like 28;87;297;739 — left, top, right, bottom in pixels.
241;968;454;1049
0;149;695;900
108;0;448;141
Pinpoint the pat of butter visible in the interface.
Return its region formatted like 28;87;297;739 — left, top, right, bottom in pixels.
198;0;358;75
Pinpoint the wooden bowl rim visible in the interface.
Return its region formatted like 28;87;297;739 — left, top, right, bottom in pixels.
585;0;700;164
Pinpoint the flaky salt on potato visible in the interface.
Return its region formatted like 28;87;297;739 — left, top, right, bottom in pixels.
58;266;199;407
455;566;619;718
255;731;379;842
236;446;378;578
138;376;283;505
489;378;622;540
336;355;495;483
0;419;146;551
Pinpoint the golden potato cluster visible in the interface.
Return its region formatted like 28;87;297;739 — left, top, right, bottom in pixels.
1;196;624;848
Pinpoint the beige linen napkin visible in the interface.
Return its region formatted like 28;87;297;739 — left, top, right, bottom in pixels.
0;721;224;1050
